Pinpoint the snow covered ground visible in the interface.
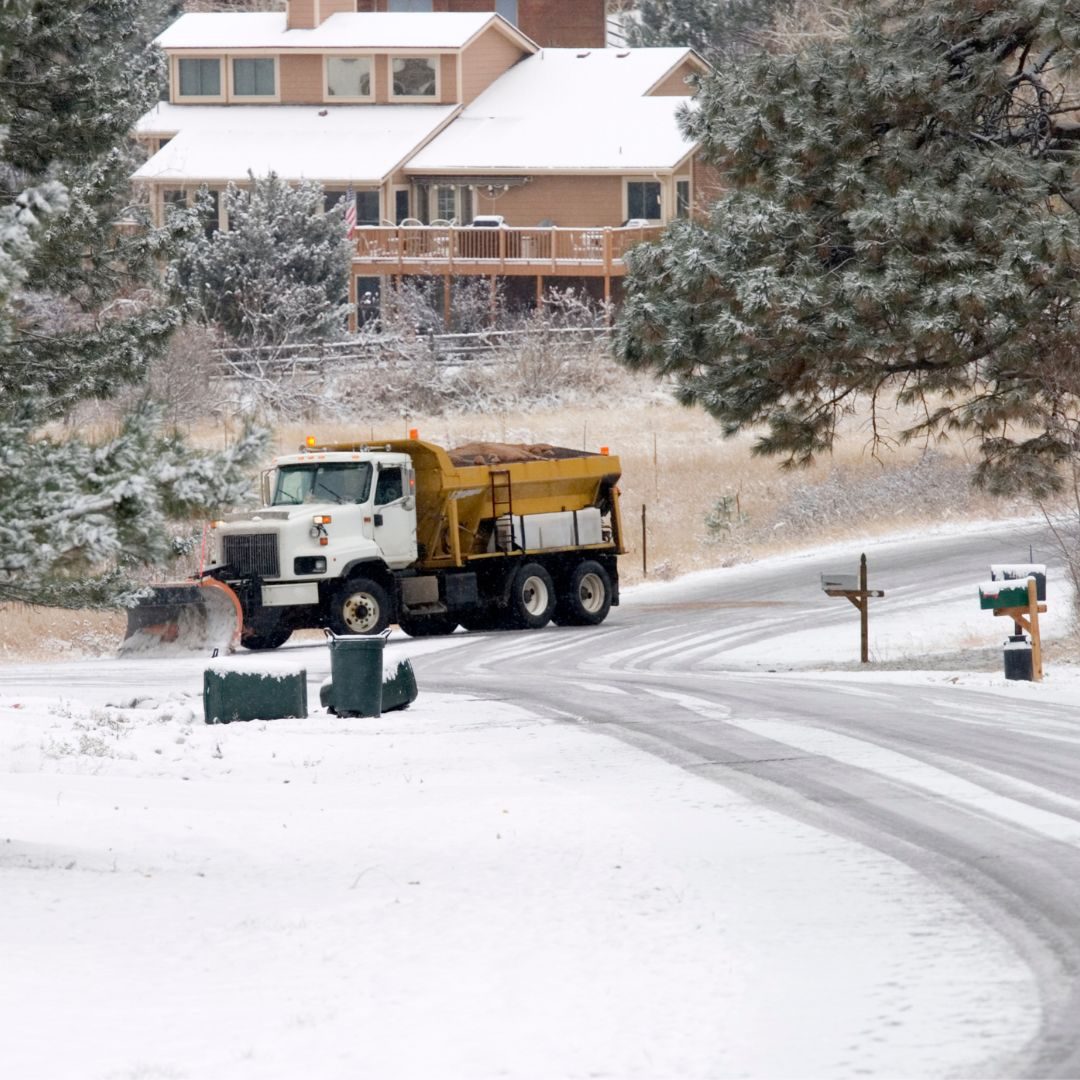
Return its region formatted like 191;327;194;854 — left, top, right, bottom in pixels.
1;532;1075;1079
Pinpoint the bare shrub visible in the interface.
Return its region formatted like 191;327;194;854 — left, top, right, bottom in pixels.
763;1;853;52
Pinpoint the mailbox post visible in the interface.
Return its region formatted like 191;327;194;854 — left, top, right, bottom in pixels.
979;566;1047;682
822;553;885;664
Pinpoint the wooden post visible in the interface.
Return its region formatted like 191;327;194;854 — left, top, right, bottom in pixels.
860;552;869;664
642;503;647;578
992;577;1045;681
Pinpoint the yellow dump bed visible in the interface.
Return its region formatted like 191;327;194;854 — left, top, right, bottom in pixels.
325;438;624;570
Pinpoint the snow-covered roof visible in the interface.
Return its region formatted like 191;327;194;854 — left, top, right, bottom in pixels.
408;48;697;173
155;12;535;53
133;104;457;185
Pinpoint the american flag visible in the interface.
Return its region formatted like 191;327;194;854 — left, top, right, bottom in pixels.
343;185;357;237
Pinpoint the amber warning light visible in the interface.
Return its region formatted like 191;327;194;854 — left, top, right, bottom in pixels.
306;435;317;448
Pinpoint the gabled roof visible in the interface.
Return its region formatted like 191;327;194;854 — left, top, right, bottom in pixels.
408;48;697;173
133;104;458;185
155;12;537;53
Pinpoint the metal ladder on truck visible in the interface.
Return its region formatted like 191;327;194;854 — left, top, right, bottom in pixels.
490;470;516;552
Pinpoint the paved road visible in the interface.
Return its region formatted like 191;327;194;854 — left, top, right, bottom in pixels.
409;521;1080;1078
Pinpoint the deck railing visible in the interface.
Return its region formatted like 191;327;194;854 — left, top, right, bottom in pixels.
352;224;664;273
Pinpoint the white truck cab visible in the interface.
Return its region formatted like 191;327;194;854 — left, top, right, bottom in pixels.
211;449;417;616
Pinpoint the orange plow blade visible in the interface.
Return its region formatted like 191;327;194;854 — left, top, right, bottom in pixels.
119;579;243;656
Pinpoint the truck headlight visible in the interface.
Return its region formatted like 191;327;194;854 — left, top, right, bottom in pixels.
294;556;327;575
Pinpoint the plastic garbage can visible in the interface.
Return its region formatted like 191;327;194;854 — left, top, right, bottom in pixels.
327;633;386;717
1003;634;1034;682
204;667;307;724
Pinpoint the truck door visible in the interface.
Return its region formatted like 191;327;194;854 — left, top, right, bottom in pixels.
373;464;418;568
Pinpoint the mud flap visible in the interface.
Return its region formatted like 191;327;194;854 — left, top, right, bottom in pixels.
119;579;243;656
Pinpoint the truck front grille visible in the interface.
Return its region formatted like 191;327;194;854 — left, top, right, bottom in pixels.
223;533;279;578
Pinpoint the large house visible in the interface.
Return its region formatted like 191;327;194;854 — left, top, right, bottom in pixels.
133;0;718;319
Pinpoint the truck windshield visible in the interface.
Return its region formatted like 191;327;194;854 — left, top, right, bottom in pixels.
271;462;372;506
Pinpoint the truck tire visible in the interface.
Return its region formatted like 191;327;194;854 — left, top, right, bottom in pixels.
552;560;612;627
330;577;391;636
505;562;555;630
397;612;459;637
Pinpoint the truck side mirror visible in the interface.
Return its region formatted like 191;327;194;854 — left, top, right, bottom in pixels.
403;495;415;511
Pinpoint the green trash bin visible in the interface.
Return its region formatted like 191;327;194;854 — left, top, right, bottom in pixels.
204;667;307;725
326;632;386;717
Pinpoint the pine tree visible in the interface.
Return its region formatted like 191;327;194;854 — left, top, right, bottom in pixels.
172;173;353;351
0;0;265;607
616;0;1080;496
625;0;790;57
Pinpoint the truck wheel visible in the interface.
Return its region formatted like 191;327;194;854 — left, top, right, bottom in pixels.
506;562;555;630
397;613;458;637
331;577;391;635
553;561;612;627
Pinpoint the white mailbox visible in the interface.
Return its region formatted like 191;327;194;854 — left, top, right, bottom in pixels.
821;573;859;592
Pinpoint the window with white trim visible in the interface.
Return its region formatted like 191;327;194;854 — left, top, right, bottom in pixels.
626;180;662;221
392;57;437;98
389;0;433;10
327;56;372;99
676;178;691;219
177;57;221;98
232;57;275;97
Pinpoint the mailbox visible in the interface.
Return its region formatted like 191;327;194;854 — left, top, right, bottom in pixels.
979;581;1032;610
990;563;1046;602
821;573;859;592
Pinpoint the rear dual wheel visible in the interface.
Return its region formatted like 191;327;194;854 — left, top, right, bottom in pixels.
552;561;612;627
505;562;556;630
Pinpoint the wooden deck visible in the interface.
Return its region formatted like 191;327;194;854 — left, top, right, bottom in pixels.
351;224;664;278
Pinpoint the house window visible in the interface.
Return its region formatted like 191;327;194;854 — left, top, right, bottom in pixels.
161;188;187;222
394;189;410;223
200;190;221;237
177;58;221;97
676;178;691;219
389;0;433;10
327;57;372;99
233;57;275;97
627;180;662;221
392;57;437;98
496;0;519;24
430;185;471;225
326;189;380;226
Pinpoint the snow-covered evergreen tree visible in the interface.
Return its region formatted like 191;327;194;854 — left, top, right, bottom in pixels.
0;0;265;608
172;173;352;350
626;0;789;56
616;0;1080;496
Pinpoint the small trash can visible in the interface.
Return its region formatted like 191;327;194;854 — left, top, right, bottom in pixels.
327;632;386;717
204;667;307;724
1003;634;1034;682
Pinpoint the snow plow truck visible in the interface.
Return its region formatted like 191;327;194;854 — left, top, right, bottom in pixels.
124;436;625;651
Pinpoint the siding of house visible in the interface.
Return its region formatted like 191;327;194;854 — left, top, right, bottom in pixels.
649;58;700;97
440;53;459;103
461;25;525;103
280;54;325;104
468;174;625;228
288;0;317;30
691;151;724;215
